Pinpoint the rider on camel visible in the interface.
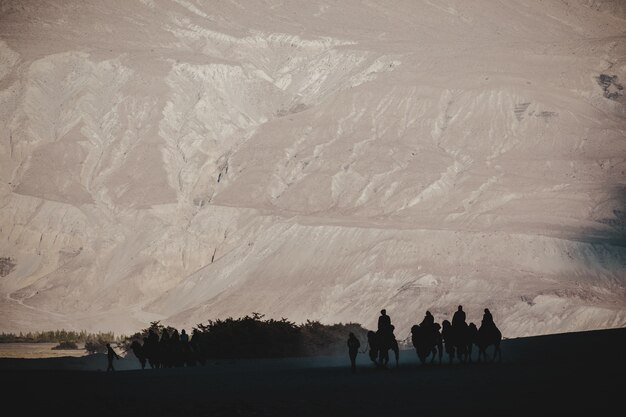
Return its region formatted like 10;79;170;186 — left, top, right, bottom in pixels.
378;309;394;345
378;309;392;333
420;311;435;329
482;308;494;328
452;305;466;328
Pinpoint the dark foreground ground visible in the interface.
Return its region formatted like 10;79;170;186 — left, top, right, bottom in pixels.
1;328;625;417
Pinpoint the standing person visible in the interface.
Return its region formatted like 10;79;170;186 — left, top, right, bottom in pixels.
347;332;361;373
106;343;121;372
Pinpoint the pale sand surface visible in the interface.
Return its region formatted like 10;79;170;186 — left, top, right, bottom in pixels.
0;342;87;359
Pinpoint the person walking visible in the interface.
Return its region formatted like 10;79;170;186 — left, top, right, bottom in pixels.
347;332;361;373
106;343;121;372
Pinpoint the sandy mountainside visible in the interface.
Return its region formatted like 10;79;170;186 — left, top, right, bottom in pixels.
0;0;625;337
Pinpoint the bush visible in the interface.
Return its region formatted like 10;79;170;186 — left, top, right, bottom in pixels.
84;338;109;354
197;313;301;358
122;314;370;360
298;320;368;356
51;341;79;350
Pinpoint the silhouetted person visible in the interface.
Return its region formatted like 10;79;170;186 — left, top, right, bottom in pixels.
347;332;360;373
452;305;466;327
106;343;121;372
420;311;434;329
477;312;502;362
482;308;494;328
378;309;392;334
180;329;192;366
377;309;394;349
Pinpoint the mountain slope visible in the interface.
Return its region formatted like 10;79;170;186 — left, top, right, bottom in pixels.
0;0;625;337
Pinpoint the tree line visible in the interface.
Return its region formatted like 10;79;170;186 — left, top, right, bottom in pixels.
0;330;121;345
3;314;370;359
122;313;369;360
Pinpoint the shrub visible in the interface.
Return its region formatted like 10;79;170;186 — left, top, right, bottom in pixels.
298;320;368;356
51;341;79;350
84;338;109;354
122;314;370;360
193;313;301;359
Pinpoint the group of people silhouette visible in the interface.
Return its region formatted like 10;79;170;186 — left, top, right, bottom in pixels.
106;307;501;372
127;328;207;370
107;328;206;371
349;306;502;372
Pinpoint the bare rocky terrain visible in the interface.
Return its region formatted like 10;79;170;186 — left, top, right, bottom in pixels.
0;0;625;337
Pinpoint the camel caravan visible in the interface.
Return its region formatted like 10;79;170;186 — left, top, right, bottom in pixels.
364;307;502;369
116;307;501;372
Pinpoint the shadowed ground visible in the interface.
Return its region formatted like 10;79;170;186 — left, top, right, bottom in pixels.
1;328;624;416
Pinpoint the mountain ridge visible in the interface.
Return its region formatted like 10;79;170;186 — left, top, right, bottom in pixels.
0;0;625;337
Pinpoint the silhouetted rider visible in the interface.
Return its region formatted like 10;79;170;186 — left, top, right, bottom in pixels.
482;308;494;328
452;305;466;327
480;308;496;335
378;309;392;334
420;311;435;329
